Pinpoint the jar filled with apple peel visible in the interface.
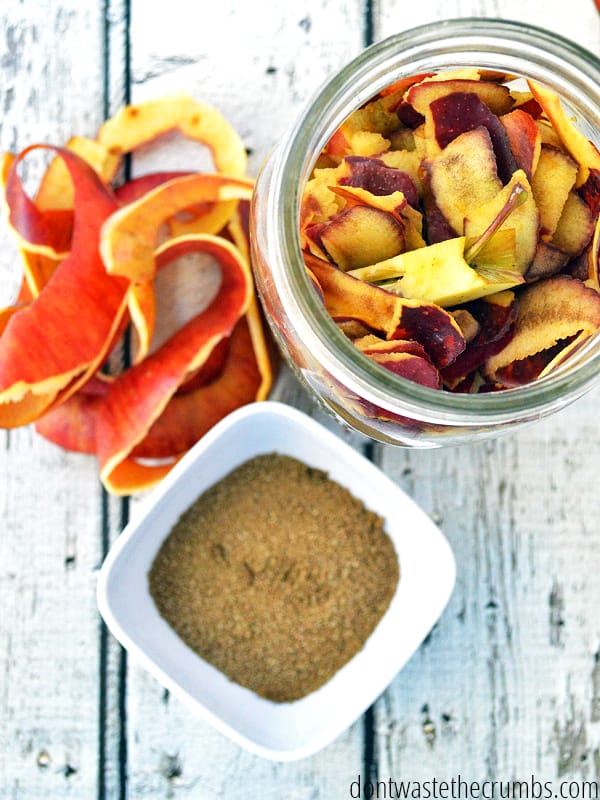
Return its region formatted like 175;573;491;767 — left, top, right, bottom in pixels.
251;19;600;446
301;65;600;395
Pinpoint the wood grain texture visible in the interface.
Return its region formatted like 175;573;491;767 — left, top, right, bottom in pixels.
0;2;131;798
375;0;600;52
375;391;600;781
124;0;369;795
372;1;600;786
0;3;109;798
2;0;600;796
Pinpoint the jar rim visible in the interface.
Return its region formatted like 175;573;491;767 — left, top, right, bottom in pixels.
269;18;600;425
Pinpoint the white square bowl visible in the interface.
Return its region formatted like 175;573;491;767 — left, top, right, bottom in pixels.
97;401;455;761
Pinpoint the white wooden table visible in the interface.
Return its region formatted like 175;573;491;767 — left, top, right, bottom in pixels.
1;1;600;797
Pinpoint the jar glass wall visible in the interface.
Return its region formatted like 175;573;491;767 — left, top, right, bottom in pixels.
251;19;600;446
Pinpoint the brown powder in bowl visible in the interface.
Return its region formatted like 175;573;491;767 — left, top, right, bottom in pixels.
148;452;399;702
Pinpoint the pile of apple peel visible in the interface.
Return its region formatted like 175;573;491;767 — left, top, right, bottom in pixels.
302;69;600;393
0;95;272;494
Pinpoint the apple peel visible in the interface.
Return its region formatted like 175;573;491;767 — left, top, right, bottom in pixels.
97;94;247;178
0;98;275;492
101;96;250;240
586;214;600;290
100;173;253;281
306;205;405;271
305;252;465;367
35;235;267;478
36;136;120;211
367;350;442;389
354;335;441;388
34;375;111;454
500;109;541;180
2;151;74;261
442;293;518;385
485;275;600;380
1;153;64;297
130;317;261;462
528;81;600;186
0;146;129;425
94;320;263;495
305;70;600;394
338;156;418;208
96;234;252;493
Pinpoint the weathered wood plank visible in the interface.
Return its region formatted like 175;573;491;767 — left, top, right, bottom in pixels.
374;0;600;53
0;10;106;800
372;0;600;785
124;0;368;795
3;1;600;797
375;390;600;781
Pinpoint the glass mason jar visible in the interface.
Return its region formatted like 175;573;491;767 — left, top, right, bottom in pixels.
251;19;600;447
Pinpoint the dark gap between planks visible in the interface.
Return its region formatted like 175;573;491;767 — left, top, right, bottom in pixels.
98;1;131;799
99;0;380;792
361;0;380;786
